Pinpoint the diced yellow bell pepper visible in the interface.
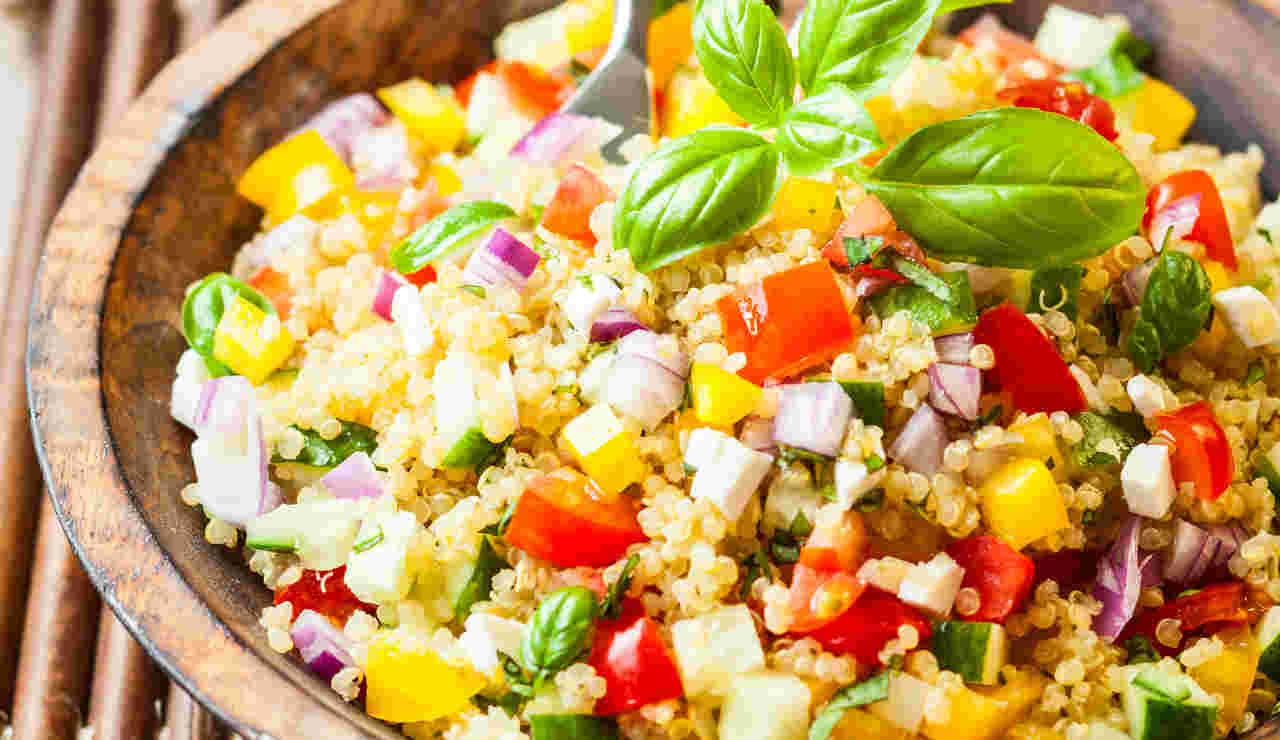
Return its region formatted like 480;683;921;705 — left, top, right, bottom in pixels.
832;708;915;740
773;177;842;235
648;2;694;98
212;295;295;385
1009;414;1066;481
979;458;1069;550
691;363;763;427
1190;626;1259;734
1007;725;1064;740
1111;78;1196;152
1191;260;1235;361
423;161;462;198
301;186;399;245
365;634;485;724
922;668;1046;740
236;130;354;226
566;0;613;56
663;66;745;139
562;404;646;495
377;78;466;155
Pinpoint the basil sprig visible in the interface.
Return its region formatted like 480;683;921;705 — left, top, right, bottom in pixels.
181;272;275;376
390;200;516;276
693;0;795;126
1126;250;1213;372
808;671;892;740
776;84;883;176
523;586;599;686
795;0;940;98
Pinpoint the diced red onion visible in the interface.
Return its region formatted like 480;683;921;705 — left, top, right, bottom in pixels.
934;333;975;365
290;609;357;682
928;363;981;421
1093;517;1157;639
1149;194;1201;250
462;228;540;292
191;376;273;527
510;112;622;165
590;308;648;344
888;404;949;476
614;330;690;379
372;270;408;321
318;452;386;500
604;354;685;432
1206;523;1247;570
738;416;776;453
1120;259;1156;307
352;122;418;191
295;93;389;164
171;350;212;431
1165;519;1214;585
775;382;854;458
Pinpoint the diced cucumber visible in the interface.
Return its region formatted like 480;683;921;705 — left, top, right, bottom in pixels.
434;351;508;470
493;3;571;71
1123;666;1217;740
441;428;502;469
529;714;619;740
869;271;977;335
762;471;823;536
671;604;765;698
1033;5;1128;69
1257;606;1280;681
718;672;811;740
838;380;886;428
1256;443;1280;509
246;498;364;569
344;510;421;604
453;536;506;621
931;621;1009;685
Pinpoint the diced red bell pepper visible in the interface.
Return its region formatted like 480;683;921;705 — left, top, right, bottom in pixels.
505;469;648;568
1153;401;1234;500
541;165;614;245
403;264;438;287
274;566;377;623
455;60;575;120
789;510;869;633
973;303;1087;415
1143;170;1237;271
945;535;1035;623
998;79;1119;142
248;265;293;318
1123;581;1249;655
589;599;685;715
957;14;1065;83
806;588;932;669
1032;548;1099;593
717;261;858;385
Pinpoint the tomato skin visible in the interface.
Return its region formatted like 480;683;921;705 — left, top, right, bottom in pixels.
248;266;292;318
1153;401;1233;500
454;60;575;120
1143;170;1237;270
540;165;614;245
589;599;685;715
717;261;858;385
505;470;647;568
806;588;932;669
945;536;1035;623
957;14;1065;83
274;566;377;623
403;264;438;287
822;196;927;268
973;303;1087;415
1122;581;1249;655
998;80;1119;141
789;510;869;633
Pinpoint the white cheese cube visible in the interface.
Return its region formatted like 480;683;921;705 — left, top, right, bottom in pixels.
344;510;421;604
1214;286;1280;348
391;285;434;357
718;672;811;740
171;349;212;431
459;613;528;676
834;459;886;509
686;428;774;521
563;404;626;458
1121;443;1176;519
1126;374;1169;418
897;552;966;617
684;426;726;470
559;274;622;333
671;604;765;698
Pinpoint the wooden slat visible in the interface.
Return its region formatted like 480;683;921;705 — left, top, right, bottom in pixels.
164;683;223;740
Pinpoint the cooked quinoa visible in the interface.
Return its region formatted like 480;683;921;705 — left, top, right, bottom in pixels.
170;2;1280;739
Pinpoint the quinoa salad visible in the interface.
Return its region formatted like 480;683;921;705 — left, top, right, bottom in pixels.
169;1;1280;738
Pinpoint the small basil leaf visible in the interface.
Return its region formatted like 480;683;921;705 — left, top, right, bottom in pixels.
795;0;941;97
1066;33;1151;98
1141;250;1213;354
1127;319;1162;374
868;270;977;333
615;128;779;272
838;380;886;427
890;256;953;303
693;0;796;127
181;273;275;377
844;235;886;266
808;671;892;740
776;84;883;176
1071;411;1148;468
523;587;599;682
1028;264;1086;319
271;422;378;468
390;200;516;275
866;108;1146;269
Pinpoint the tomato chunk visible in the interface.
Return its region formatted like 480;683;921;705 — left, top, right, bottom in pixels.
454;60;576;120
589;599;685;715
822;196;927;268
945;535;1035;623
806;588;932;669
1153;401;1234;500
998;79;1119;142
717;261;858;384
973;303;1087;415
274;566;377;623
541;165;614;245
957;14;1064;83
1123;581;1249;655
1143;170;1237;271
403;264;438;287
247;265;293;318
789;509;869;633
505;469;647;568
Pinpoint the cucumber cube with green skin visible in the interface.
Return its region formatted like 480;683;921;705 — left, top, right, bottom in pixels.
245;498;365;570
434;352;515;469
529;714;620;740
1257;606;1280;681
930;620;1008;685
1123;666;1217;740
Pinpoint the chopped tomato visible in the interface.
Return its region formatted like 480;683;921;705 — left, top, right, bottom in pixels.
247;266;292;318
455;63;492;109
973;303;1087;415
454;60;576;120
403;264;438;287
1143;170;1237;271
1032;548;1098;593
274;566;377;624
978;390;1016;427
1153;401;1234;500
957;14;1064;83
945;536;1035;623
998;80;1119;141
505;469;647;568
806;588;932;669
789;509;869;633
822;196;927;267
1123;581;1249;655
541;165;614;245
717;261;858;384
589;599;685;715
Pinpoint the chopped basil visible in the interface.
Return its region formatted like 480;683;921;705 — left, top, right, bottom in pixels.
1071;411;1149;468
352;526;384;553
868;270;977;334
460;284;487;298
808;671;892;740
838;380;887;428
271;421;378;468
853;489;885;512
768;511;813;565
600;555;639;621
740;550;772;601
1029;264;1086;319
1247;361;1266;387
865;454;885;472
480;500;517;537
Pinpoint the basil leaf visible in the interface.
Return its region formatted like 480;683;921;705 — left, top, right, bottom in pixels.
808;671;892;740
868;270;977;333
865;108;1146;269
1141;250;1213;354
454;536;506;621
523;587;599;683
838;380;886;427
1127;318;1163;374
1028;264;1086;319
1071;411;1148;468
739;550;772;600
600;554;639;620
776;84;883;176
390;200;516;275
181;272;275;377
693;0;795;127
616;128;779;272
528;715;620;740
844;235;886;266
890;256;954;303
795;0;940;97
938;0;1010;10
271;422;378;468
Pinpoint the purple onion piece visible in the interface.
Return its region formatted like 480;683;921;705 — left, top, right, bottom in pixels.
290;610;357;682
1149;194;1201;250
372;270;407;321
615;330;689;380
1165;519;1213;585
294;93;390;164
1092;517;1147;639
774;382;853;458
888;404;948;476
738;416;776;453
191;376;271;527
319;452;386;500
1206;523;1247;570
1120;259;1156;307
934;333;975;365
511;112;593;163
352;123;417;191
928;363;981;421
462;228;540;292
603;354;685;432
590;308;648;344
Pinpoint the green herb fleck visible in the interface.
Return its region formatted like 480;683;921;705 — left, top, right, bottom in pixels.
460;284;487;298
1071;411;1149;468
600;555;639;621
853;489;885;512
352;526;384;554
1247;361;1266;387
865;454;885;472
808;671;893;740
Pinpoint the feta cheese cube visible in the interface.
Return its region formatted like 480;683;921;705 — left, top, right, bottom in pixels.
1126;374;1169;418
834;459;887;509
1214;286;1280;348
1121;443;1176;519
897;552;966;617
563;403;627;458
683;427;725;470
459;613;528;676
671;605;765;698
560;274;622;333
344;510;421;604
391;285;434;357
686;427;774;521
171;349;212;431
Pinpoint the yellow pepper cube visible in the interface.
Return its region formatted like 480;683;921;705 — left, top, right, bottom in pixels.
1192;260;1235;361
423;162;462;198
648;2;694;97
832;708;915;740
212;296;296;385
663;67;745;139
922;668;1045;740
1113;78;1196;152
365;634;485;724
1190;626;1258;734
566;0;614;56
979;458;1069;550
302;186;399;244
691;362;763;427
236;130;353;226
563;404;646;495
377;78;466;155
773;177;842;235
1008;414;1065;480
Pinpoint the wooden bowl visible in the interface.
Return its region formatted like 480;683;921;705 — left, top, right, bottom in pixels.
25;0;1280;737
